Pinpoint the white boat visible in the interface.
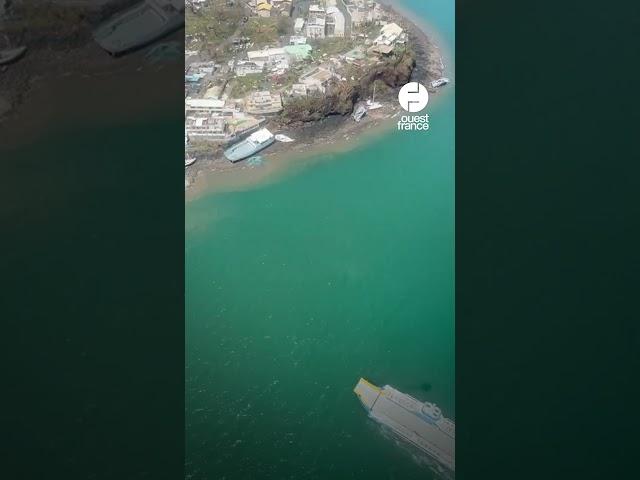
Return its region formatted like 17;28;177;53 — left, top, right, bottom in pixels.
352;104;367;122
93;0;185;55
275;134;294;143
185;156;196;167
0;46;26;65
430;77;450;88
224;128;275;163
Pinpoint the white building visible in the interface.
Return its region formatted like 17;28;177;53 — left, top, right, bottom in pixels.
344;0;376;27
299;67;337;93
184;98;236;117
374;22;403;45
306;4;326;39
326;7;345;37
185;114;227;139
294;17;305;34
235;60;265;77
244;91;283;115
247;47;288;64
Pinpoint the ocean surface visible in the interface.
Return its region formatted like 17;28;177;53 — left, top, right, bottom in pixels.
185;1;455;478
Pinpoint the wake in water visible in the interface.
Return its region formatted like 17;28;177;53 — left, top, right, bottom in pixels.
376;422;455;480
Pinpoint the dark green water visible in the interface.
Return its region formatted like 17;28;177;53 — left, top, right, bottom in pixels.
186;1;454;478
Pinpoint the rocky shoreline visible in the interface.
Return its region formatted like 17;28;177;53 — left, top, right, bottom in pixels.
185;4;446;193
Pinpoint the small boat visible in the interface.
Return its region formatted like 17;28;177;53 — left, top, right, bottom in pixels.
275;134;294;143
224;128;275;163
430;77;450;88
0;46;27;65
93;0;185;55
185;156;196;167
352;104;367;122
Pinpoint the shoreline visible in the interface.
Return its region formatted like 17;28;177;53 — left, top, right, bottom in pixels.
186;5;451;200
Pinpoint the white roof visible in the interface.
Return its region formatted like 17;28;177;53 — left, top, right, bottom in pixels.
381;22;403;37
247;48;286;60
185;98;225;109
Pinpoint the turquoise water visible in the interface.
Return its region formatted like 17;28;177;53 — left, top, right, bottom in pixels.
186;1;454;478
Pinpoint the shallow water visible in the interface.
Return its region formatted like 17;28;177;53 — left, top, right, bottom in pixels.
185;1;455;478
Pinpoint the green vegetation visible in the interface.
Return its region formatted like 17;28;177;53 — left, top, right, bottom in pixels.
310;38;356;59
229;73;267;98
186;3;244;45
242;18;281;47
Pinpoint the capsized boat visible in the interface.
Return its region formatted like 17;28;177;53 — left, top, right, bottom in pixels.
275;134;294;143
0;46;26;65
224;128;275;163
93;0;185;55
354;378;455;472
352;104;367;122
430;77;450;88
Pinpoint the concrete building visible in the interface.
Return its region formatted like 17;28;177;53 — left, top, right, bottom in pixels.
185;114;227;139
344;0;376;27
299;66;337;93
374;22;403;46
235;60;266;77
247;47;288;64
291;83;310;97
306;4;326;39
244;91;283;115
289;35;307;45
326;6;345;37
256;0;272;17
185;98;236;117
294;17;305;34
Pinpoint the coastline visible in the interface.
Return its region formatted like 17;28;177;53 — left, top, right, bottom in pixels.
185;6;451;200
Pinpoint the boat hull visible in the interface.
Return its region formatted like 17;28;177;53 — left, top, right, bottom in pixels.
224;137;275;163
93;2;184;55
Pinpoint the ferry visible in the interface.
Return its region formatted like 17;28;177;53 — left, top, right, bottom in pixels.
354;378;455;472
224;128;275;163
430;77;450;88
93;0;185;55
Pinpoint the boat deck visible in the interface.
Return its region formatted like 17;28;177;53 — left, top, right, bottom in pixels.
354;378;455;471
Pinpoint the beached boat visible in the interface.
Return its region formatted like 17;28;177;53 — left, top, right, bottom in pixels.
352;104;367;122
0;46;26;65
275;134;294;143
430;77;450;88
93;0;185;55
185;156;196;167
224;128;275;163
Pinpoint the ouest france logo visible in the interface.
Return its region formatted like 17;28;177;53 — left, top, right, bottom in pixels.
397;82;430;132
